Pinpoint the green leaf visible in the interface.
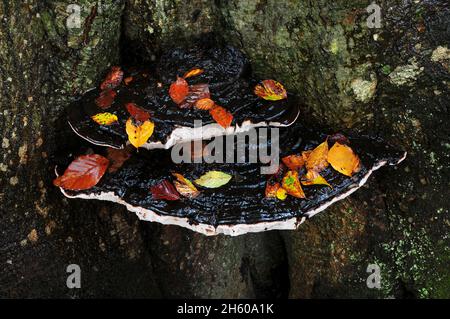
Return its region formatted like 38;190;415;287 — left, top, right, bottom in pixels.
194;171;232;188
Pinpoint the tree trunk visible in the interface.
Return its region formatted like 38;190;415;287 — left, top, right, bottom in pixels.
1;0;448;298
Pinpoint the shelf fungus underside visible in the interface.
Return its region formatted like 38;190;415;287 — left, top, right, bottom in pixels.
59;122;406;236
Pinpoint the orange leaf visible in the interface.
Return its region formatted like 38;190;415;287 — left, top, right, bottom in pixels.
282;154;305;171
195;98;215;111
209;105;233;128
282;170;306;198
100;66;124;90
183;68;204;79
254;80;287;101
301;172;332;188
305;140;329;173
126;102;150;122
179;83;210;108
124;76;133;85
169;76;189;104
126;118;155;149
172;173;200;198
328;142;361;177
95;89;117;109
91;112;118;126
53;154;109;191
265;181;280;198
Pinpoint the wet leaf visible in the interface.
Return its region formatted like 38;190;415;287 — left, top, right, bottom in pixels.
91;112;118;126
151;180;180;201
183;68;204;79
172;173;200;198
254;79;287;101
194;171;232;188
209;105;233;128
126;118;155;149
195;98;215;111
328;142;361;177
179;83;210;108
301;171;332;189
126;102;150;122
305;140;329;173
106;147;133;173
53;154;109;191
100;66;124;90
169;76;189;104
95;89;117;109
282;170;306;198
281;154;305;171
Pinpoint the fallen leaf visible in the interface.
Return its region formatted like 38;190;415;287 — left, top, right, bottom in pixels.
172;173;200;198
265;181;280;198
169;76;189;104
183;68;204;79
276;187;288;200
126;118;155;149
100;66;124;90
282;154;305;171
179;83;210;108
124;76;133;85
282;170;306;198
209;105;233;128
151;180;180;201
328;142;361;177
126;102;150;122
106;147;133;173
194;171;232;188
91;112;118;126
254;79;287;101
305;140;329;173
53;154;109;190
195;98;215;111
301;172;332;188
95;89;117;109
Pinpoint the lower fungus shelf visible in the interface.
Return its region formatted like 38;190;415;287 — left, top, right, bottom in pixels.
57;122;406;236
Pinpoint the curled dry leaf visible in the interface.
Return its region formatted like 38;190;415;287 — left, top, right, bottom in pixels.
282;154;305;171
169;76;189;104
209;105;233;128
126;102;150;122
106;147;133;173
194;171;232;188
172;173;200;198
125;118;155;149
328;142;361;177
183;68;204;79
282;170;306;198
254;79;287;101
301;172;332;189
53;154;109;191
100;66;124;91
91;112;118;126
179;83;210;108
151;180;180;201
195;98;215;111
305;140;329;173
95;89;117;109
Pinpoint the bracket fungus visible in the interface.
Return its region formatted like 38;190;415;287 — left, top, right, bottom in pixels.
57;44;406;236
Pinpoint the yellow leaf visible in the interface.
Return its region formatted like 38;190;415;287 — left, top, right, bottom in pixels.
125;118;154;149
276;187;287;200
305;140;329;173
328;142;361;177
194;171;232;188
172;173;200;198
301;172;332;189
91;112;118;125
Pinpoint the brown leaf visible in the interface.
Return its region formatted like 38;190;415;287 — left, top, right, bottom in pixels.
209;105;233;128
281;154;305;171
328;133;350;145
53;154;109;191
328;142;361;177
95;89;117;109
124;76;133;85
150;180;180;201
100;66;124;90
172;173;200;198
169;76;189;104
126;102;150;122
106;147;133;173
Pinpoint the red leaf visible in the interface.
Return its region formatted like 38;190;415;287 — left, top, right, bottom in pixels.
100;66;124;90
179;83;210;109
95;89;117;109
209;105;233;128
151;180;180;201
169;76;189;104
126;102;150;122
53;154;109;191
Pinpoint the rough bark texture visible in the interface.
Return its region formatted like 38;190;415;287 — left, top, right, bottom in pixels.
1;0;449;298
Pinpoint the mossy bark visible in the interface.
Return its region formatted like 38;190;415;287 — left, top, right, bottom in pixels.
1;0;449;298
